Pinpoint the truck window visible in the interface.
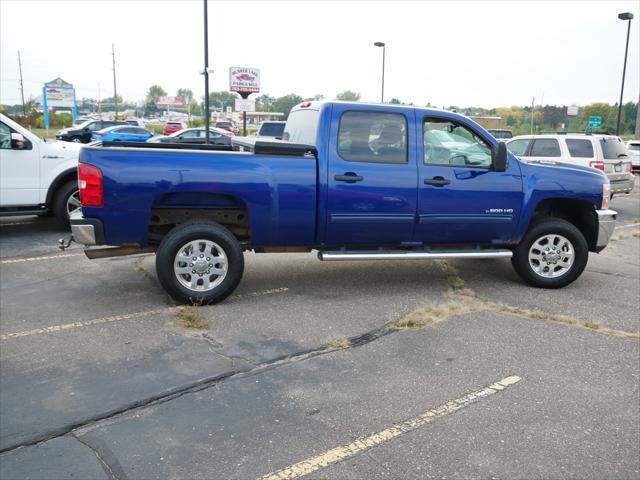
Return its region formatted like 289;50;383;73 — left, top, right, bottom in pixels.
283;109;320;146
423;118;492;167
566;139;594;158
0;122;11;149
338;111;407;164
530;139;560;157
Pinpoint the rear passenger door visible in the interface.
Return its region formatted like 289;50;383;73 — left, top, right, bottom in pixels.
325;105;418;246
527;138;562;162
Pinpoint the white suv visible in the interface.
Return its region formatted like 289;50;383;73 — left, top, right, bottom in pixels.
507;133;635;195
0;113;81;223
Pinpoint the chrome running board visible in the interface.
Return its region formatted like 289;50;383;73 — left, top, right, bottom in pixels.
318;249;512;262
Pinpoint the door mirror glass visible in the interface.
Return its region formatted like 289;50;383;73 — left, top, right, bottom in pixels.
10;133;30;150
492;142;508;172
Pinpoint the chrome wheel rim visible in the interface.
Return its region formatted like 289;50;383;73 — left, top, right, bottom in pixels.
174;239;228;292
66;190;82;216
528;234;574;278
71;138;82;143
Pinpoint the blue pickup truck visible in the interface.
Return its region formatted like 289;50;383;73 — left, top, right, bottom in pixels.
70;101;616;304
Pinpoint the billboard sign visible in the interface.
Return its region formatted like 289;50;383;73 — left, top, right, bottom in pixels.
229;67;260;93
235;98;256;112
567;105;579;117
588;116;602;129
156;96;184;106
44;78;75;108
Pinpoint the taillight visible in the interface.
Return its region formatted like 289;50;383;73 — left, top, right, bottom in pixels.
589;161;605;171
78;163;103;207
94;132;106;137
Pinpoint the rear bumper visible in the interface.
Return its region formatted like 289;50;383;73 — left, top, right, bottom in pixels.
595;209;617;252
70;210;105;245
608;174;635;193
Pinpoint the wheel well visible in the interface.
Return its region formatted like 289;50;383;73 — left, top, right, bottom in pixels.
148;193;250;245
46;169;77;206
530;198;598;251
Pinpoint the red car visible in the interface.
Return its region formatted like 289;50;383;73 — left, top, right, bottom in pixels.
163;121;187;136
215;120;239;135
236;73;255;81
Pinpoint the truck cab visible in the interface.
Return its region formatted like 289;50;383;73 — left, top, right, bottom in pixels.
0;113;81;222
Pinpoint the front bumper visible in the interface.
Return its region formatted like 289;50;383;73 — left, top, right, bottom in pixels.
70;210;105;245
595;209;617;252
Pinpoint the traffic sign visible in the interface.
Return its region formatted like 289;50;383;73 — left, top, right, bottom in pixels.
588;116;602;128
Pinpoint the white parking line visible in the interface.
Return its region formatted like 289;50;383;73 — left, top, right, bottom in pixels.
614;222;640;231
0;287;289;340
0;253;84;265
258;376;522;480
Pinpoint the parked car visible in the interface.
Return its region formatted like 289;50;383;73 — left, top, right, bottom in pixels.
148;127;232;146
215;120;239;135
73;116;94;126
70;101;616;304
124;118;145;127
507;133;635;195
57;119;128;143
91;125;154;142
256;121;286;138
163;121;187;136
626;140;640;173
0;113;81;223
487;129;513;140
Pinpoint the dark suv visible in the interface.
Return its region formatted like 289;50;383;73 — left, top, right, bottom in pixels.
56;119;128;143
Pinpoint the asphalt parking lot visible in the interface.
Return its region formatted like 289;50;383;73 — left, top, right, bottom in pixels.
0;185;638;480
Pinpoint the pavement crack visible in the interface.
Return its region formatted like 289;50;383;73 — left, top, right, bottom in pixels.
72;433;128;480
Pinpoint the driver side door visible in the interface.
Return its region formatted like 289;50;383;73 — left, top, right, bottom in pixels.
0;121;40;207
414;115;523;244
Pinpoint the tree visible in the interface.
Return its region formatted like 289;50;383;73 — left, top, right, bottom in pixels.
335;90;360;101
312;94;325;101
146;85;167;104
205;91;239;112
389;98;403;104
256;94;276;112
176;88;194;104
272;94;303;119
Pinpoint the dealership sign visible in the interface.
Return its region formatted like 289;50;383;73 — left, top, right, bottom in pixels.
42;77;78;128
156;96;184;106
229;67;260;93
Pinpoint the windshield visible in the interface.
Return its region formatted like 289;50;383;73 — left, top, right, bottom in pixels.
283;108;320;146
628;143;640;151
600;137;628;159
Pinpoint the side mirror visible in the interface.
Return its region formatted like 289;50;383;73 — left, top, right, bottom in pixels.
493;141;508;172
11;133;30;150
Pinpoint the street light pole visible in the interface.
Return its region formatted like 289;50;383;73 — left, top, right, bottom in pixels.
203;0;211;144
111;44;118;119
616;12;633;136
374;42;385;103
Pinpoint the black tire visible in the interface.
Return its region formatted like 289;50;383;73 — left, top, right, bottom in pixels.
71;137;83;143
511;218;588;289
155;221;244;305
53;180;80;225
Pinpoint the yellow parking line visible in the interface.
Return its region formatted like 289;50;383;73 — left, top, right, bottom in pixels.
0;287;289;340
615;222;640;231
258;376;522;480
0;253;84;265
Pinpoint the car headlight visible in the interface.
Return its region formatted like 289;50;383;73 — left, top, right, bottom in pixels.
602;183;610;209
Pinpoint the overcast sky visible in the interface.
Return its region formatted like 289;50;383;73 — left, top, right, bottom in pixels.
1;0;639;108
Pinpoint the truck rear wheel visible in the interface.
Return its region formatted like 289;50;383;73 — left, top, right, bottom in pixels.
511;218;588;289
156;221;244;304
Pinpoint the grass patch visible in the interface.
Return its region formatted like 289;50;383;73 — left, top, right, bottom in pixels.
325;337;351;350
633;232;640;238
134;263;151;278
176;306;207;329
583;322;600;330
392;302;478;329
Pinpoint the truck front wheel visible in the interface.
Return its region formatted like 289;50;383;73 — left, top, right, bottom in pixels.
156;221;244;304
511;218;588;289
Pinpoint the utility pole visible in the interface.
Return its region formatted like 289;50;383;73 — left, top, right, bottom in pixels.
616;12;633;136
203;0;211;144
635;91;640;138
530;97;535;134
17;51;26;117
111;44;118;119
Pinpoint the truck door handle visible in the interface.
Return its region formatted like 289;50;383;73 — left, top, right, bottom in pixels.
335;173;363;183
424;177;450;186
